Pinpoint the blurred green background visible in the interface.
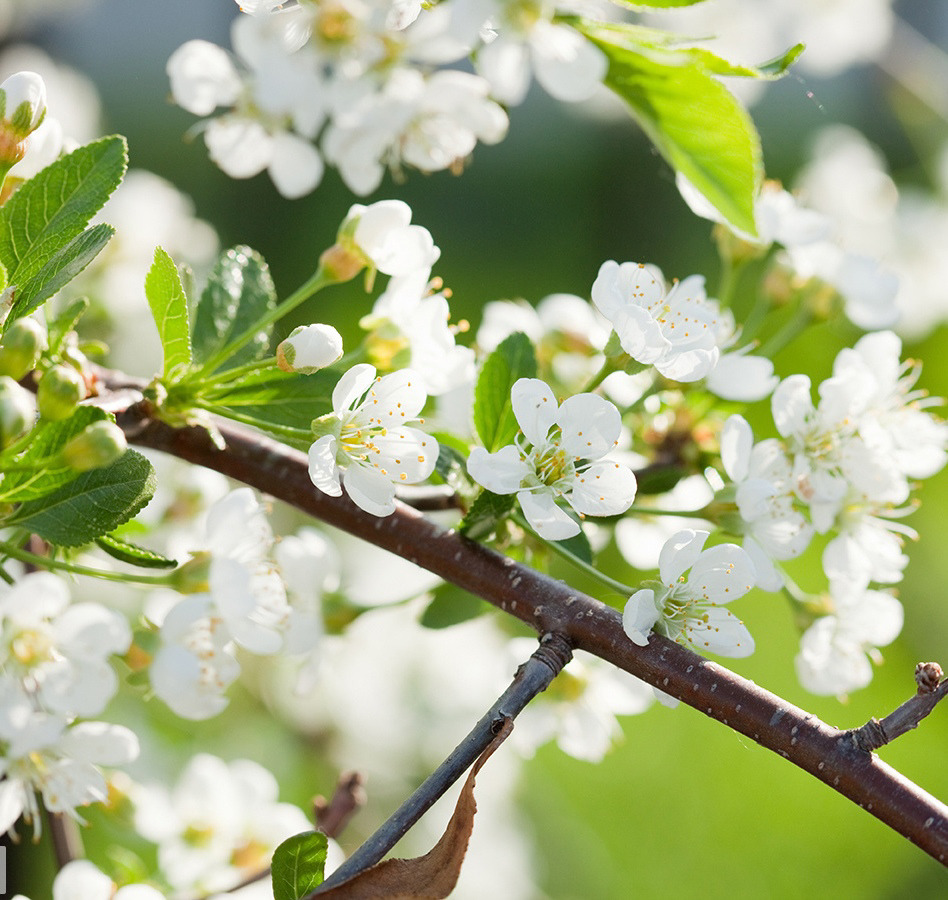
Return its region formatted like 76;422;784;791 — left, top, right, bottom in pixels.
16;0;948;896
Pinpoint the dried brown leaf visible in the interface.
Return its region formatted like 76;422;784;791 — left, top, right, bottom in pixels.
317;718;513;899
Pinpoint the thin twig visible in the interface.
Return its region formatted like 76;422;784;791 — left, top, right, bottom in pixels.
850;662;948;753
314;771;366;839
313;633;573;893
45;810;83;870
95;377;948;866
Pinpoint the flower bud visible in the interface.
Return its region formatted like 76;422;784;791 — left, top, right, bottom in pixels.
60;420;127;471
277;324;343;374
0;71;47;171
0;317;47;379
0;375;34;447
0;72;47;139
37;364;86;421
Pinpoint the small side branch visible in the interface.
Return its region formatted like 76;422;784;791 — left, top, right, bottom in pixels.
314;772;367;840
850;662;948;753
314;633;572;892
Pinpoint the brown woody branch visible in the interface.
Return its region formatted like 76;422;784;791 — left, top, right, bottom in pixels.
102;384;948;867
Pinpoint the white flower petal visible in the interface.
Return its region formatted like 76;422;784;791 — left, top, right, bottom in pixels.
511;378;558;446
517;489;579;540
622;589;659;646
468;445;529;494
720;414;752;483
268;131;324;198
557;393;621;458
689;543;756;602
658;529;708;585
568;461;637;516
307;435;342;497
332;363;376;412
205;116;273;179
343;465;398;516
686;606;755;658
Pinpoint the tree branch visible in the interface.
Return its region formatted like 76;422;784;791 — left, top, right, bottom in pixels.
314;633;572;892
100;379;948;867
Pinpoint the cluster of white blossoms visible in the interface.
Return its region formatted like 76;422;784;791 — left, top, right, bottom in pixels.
720;331;947;693
146;488;328;719
165;0;614;197
0;572;138;834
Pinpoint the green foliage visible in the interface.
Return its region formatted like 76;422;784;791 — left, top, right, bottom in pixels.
553;528;593;565
0;136;126;324
192;245;278;372
576;24;803;235
47;296;90;357
7;449;156;547
422;583;490;628
145;246;192;378
95;533;178;569
460;488;516;540
271;831;328;900
473;332;537;453
433;440;468;485
203;367;337;433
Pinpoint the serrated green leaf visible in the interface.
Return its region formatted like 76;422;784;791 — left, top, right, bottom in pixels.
422;584;489;629
95;533;177;569
272;831;328;900
459;489;516;540
473;332;537;453
145;246;191;377
11;224;114;320
7;449;156;547
0;406;109;503
205;367;338;432
192;246;277;372
581;25;761;235
0;136;126;329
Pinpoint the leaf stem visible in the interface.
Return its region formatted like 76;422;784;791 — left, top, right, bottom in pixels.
0;542;176;586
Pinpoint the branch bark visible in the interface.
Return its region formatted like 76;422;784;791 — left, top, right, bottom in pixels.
103;385;948;867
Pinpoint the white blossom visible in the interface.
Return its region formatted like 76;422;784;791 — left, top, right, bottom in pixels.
343;198;440;277
468;378;637;539
623;529;757;657
591;261;719;381
795;583;903;696
362;268;474;395
133;754;312;895
308;363;438;516
0;572;131;717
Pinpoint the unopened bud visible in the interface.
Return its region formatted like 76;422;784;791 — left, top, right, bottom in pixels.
169;551;211;594
277;324;343;374
0;71;47;170
0;375;34;447
0;317;46;379
0;72;47;139
37;364;86;420
60;420;127;471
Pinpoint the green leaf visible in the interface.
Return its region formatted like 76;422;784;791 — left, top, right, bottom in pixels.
204;367;338;433
459;489;516;540
8;449;156;547
554;528;593;565
271;831;328;900
613;0;706;7
421;583;490;629
433;440;468;485
47;296;90;357
95;533;177;569
473;332;537;453
581;24;763;235
0;406;108;503
192;246;277;372
0;136;127;327
145;246;192;377
11;224;114;320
